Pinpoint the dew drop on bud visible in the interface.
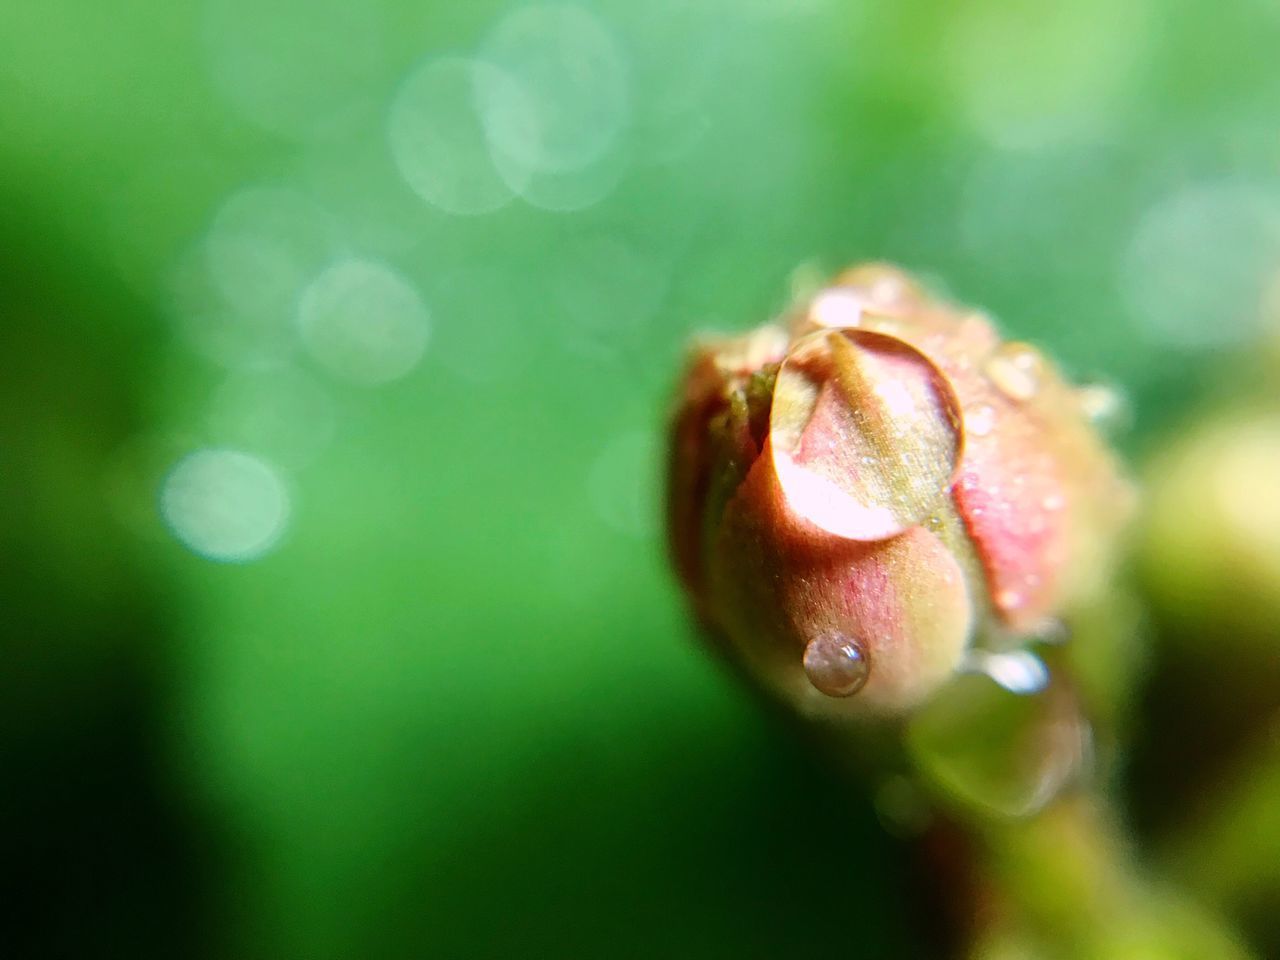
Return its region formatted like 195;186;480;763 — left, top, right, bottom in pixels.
803;631;871;697
984;342;1044;402
770;329;963;540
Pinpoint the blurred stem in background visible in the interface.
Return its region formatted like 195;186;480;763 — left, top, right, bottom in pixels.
1;199;224;958
1132;312;1280;956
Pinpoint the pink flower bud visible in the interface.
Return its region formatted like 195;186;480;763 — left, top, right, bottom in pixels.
666;264;1133;716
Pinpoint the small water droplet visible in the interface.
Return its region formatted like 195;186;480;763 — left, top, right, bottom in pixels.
1041;492;1065;512
803;631;870;697
985;342;1044;402
966;404;996;437
1077;382;1129;433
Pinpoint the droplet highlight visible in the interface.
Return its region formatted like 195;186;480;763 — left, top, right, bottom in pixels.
803;631;871;697
966;404;996;438
963;649;1050;696
770;329;963;540
807;288;863;329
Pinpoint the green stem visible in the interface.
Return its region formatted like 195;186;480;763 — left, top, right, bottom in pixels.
963;793;1255;960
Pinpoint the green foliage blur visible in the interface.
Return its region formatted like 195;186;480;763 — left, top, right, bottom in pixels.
2;0;1278;957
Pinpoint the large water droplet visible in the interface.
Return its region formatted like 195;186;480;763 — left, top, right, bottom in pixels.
803;631;870;697
984;341;1044;402
906;669;1088;818
770;329;963;540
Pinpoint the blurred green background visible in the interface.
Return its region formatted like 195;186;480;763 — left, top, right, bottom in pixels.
3;0;1278;956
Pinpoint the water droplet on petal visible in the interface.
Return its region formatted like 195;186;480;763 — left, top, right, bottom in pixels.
984;341;1044;402
770;329;963;540
803;631;871;697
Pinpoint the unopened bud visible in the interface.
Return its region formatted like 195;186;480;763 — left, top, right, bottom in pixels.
666;264;1133;716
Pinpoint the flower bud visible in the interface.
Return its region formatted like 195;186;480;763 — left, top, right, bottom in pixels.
666;264;1133;716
